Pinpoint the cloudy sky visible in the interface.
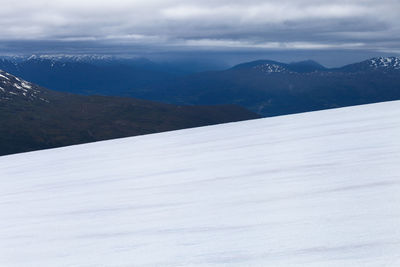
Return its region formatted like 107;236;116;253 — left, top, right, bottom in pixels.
0;0;399;66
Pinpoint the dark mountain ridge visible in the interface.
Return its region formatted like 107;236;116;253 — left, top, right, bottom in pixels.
231;59;326;73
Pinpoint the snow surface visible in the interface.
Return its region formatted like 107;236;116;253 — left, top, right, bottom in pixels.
1;101;400;267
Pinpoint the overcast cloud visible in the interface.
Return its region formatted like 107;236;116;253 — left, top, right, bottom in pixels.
0;0;399;61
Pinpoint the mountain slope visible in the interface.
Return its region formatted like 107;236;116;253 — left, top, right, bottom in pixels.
337;57;400;72
0;71;259;156
1;100;400;266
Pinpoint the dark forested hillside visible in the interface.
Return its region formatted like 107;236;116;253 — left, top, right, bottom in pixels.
0;70;259;156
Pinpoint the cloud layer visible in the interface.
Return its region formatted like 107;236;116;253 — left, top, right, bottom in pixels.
0;0;399;54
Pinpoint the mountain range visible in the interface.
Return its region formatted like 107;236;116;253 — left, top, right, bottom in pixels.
156;57;400;116
1;55;399;116
0;70;258;156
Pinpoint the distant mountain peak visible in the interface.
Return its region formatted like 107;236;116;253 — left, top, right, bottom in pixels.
231;60;289;73
367;57;400;69
231;59;325;74
0;70;48;102
26;54;114;62
338;56;400;72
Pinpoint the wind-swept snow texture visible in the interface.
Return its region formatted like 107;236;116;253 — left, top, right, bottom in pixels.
1;101;400;267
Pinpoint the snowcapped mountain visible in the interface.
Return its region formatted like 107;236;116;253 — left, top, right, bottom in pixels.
368;57;400;69
0;70;48;102
232;57;400;74
152;57;400;116
1;100;400;266
2;54;115;63
338;56;400;72
27;54;114;61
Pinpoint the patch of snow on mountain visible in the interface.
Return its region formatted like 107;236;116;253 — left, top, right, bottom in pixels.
253;63;288;73
21;82;32;89
13;83;23;90
1;101;400;266
369;57;400;69
24;54;114;63
0;73;9;80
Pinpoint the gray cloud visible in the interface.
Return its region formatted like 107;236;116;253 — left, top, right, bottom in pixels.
0;0;399;58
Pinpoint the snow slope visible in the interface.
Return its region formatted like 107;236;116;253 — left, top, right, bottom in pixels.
1;101;400;267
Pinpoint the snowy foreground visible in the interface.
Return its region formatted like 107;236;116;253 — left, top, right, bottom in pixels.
1;101;400;267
